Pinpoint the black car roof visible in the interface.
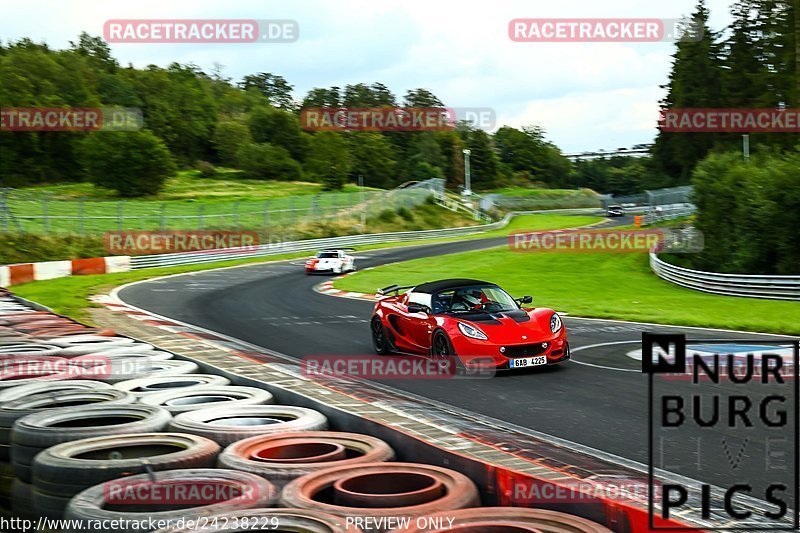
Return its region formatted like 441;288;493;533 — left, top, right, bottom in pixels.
412;278;494;294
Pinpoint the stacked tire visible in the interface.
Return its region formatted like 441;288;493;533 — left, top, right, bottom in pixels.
32;433;220;518
11;404;172;483
0;288;616;533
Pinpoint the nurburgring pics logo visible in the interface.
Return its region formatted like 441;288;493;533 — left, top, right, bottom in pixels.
660;109;800;132
104;19;298;43
104;231;259;256
1;108;142;132
644;333;799;530
509;228;703;254
508;18;703;42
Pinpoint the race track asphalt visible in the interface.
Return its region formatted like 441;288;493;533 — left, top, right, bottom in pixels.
118;217;798;506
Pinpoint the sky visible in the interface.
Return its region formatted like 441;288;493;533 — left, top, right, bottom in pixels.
1;0;736;152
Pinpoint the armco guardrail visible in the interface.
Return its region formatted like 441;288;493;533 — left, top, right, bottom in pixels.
129;208;600;269
650;253;800;301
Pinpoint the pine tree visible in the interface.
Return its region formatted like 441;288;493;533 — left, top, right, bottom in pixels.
652;0;723;182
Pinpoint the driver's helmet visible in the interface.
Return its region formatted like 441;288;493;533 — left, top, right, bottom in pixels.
460;289;483;307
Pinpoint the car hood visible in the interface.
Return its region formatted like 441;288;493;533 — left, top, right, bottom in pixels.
455;309;553;340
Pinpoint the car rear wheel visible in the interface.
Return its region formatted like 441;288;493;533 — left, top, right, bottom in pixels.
371;317;390;355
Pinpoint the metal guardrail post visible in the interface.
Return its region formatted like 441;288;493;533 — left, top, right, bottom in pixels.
78;198;85;234
160;203;167;231
43;193;50;234
1;189;8;232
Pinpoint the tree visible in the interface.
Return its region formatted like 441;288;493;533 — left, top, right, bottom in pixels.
349;133;396;188
301;87;341;108
126;63;218;164
79;130;176;197
462;129;499;190
305;132;351;190
493;125;571;186
235;142;302;181
240;72;295;110
652;0;723;182
404;88;444;107
435;131;466;188
247;105;308;161
213;121;252;166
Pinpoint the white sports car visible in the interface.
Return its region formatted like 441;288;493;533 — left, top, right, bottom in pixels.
305;249;357;274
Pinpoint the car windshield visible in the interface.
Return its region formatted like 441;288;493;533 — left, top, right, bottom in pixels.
317;252;339;258
433;285;519;314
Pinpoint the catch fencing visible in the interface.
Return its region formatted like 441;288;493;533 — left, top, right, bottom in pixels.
650;253;800;301
482;190;602;211
129;208;598;269
0;179;444;235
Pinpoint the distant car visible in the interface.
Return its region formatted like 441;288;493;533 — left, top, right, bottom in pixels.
370;278;570;371
606;205;625;217
305;249;356;274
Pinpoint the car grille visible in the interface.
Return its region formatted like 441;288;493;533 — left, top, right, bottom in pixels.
503;343;549;358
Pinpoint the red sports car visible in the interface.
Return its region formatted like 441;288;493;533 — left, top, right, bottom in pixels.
370;278;570;371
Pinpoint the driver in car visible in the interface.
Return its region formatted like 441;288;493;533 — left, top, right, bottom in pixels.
451;289;486;311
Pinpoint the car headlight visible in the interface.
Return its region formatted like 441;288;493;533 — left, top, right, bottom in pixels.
550;313;563;333
458;322;488;340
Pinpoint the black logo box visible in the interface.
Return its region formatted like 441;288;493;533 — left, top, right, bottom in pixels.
643;333;799;531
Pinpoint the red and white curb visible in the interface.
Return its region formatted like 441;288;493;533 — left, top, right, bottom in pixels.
1;256;131;288
314;277;378;301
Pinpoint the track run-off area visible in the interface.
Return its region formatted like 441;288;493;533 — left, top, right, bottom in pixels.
117;215;798;509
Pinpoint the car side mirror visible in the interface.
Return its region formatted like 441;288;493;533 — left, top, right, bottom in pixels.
517;295;533;304
408;303;429;314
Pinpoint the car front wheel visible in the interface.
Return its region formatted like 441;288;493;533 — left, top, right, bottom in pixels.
371;316;390;355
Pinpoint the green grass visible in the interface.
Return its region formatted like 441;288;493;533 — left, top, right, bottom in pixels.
6;170;384;234
17;170;376;202
481;214;603;236
334;248;800;335
11;213;600;322
487;186;596;198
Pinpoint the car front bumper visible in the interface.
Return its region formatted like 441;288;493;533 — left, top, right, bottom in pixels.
450;330;570;370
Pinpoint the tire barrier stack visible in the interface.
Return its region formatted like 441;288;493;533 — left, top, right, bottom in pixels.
0;287;613;532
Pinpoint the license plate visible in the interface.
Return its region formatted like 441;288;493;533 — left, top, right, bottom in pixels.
509;356;547;368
